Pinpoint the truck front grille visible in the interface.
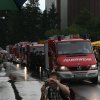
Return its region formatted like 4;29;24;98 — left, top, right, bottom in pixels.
68;66;90;71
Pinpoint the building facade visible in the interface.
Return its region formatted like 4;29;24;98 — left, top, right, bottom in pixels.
45;0;100;29
67;0;100;26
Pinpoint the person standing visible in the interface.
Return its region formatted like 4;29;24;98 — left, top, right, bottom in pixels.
93;47;99;66
38;51;45;76
29;51;36;72
35;51;40;74
41;72;72;100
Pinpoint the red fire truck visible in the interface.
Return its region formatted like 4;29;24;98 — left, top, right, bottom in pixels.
45;35;98;84
6;42;44;65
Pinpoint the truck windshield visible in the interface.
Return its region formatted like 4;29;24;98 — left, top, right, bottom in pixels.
33;46;44;52
57;41;93;55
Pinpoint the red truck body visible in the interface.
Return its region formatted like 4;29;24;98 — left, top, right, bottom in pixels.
45;36;98;84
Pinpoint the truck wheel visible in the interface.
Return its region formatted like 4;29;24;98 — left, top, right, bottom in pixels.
90;76;98;84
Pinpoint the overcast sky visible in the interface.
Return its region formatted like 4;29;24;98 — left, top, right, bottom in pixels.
24;0;45;11
39;0;45;11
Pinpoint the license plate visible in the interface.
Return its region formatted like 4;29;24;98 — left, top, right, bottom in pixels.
74;73;86;77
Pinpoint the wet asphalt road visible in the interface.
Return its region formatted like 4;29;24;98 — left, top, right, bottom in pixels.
69;80;100;100
69;71;100;100
0;62;100;100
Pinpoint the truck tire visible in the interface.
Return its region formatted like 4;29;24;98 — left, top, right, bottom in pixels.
90;76;98;84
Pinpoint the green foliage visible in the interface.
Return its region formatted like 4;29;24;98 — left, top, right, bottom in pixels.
1;2;100;48
29;0;39;7
0;0;43;48
41;10;49;32
48;3;59;29
45;29;61;38
75;9;92;26
19;0;42;41
68;24;81;34
66;9;100;41
0;1;60;48
43;3;60;38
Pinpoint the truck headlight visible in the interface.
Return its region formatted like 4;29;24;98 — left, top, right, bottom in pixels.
16;58;19;61
90;65;97;70
60;66;69;71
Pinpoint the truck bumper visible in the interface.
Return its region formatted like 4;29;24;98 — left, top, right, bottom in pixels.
57;70;98;79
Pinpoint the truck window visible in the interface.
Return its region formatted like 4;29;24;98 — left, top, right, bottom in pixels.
33;46;44;53
57;41;93;54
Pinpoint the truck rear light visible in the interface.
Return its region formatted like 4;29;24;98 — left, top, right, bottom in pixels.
60;66;69;71
90;65;97;70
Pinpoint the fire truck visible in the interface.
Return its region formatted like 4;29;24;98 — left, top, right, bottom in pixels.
6;42;44;65
45;35;98;84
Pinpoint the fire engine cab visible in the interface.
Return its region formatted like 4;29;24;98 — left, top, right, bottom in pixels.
45;34;98;84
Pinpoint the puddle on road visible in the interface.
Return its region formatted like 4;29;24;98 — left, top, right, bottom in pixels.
14;64;38;82
24;67;27;81
2;62;31;82
1;62;44;82
16;64;20;69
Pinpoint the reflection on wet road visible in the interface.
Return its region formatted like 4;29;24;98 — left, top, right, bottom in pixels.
69;80;100;100
1;62;100;100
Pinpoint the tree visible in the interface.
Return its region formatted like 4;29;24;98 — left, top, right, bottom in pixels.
48;3;60;30
68;9;99;41
75;9;95;31
41;10;49;32
45;29;61;38
0;0;44;48
16;0;42;41
75;9;100;41
44;3;60;38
